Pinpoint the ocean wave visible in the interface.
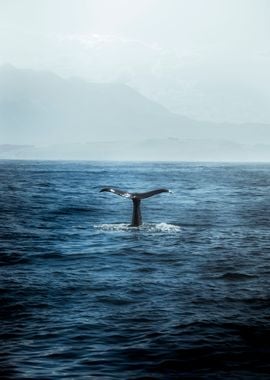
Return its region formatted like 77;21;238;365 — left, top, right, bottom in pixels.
50;206;98;215
217;272;257;281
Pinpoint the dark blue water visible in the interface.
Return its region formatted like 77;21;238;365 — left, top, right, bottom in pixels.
1;160;270;379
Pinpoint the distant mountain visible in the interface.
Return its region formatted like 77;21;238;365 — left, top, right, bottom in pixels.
0;65;269;161
0;64;187;144
1;139;269;162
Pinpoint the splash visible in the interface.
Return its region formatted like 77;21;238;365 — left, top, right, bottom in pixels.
148;223;181;233
94;222;181;233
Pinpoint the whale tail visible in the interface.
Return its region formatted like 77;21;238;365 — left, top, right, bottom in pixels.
100;188;170;227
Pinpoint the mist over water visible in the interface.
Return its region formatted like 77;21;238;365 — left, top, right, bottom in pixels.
1;161;270;379
1;0;270;125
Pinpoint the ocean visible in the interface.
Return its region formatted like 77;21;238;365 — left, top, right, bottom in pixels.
1;160;270;379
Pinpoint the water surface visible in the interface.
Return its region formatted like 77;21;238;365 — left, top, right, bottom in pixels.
1;161;270;379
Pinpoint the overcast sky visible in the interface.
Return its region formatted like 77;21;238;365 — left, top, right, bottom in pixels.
1;0;270;123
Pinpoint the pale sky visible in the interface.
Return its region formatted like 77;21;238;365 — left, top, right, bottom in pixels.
1;0;270;123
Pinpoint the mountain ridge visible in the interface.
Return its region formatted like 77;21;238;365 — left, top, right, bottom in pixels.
0;65;269;161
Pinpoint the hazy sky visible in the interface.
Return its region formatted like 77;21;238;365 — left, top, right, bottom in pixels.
1;0;270;123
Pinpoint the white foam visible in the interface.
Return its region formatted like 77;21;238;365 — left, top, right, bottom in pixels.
147;223;181;233
94;223;181;233
94;223;131;232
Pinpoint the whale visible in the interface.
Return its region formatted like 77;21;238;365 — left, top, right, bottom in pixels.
100;188;170;227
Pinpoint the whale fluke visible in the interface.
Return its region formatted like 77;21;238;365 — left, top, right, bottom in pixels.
100;187;170;226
